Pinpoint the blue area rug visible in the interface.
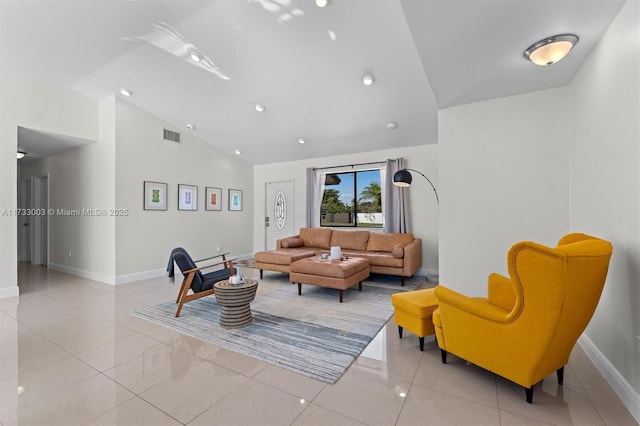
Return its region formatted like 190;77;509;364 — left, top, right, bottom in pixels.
133;273;430;383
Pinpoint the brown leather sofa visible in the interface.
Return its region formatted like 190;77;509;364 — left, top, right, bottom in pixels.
255;227;422;285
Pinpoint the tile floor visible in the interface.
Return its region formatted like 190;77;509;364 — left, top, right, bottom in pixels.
0;263;636;425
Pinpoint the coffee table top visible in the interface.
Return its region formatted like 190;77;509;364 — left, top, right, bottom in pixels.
214;278;258;290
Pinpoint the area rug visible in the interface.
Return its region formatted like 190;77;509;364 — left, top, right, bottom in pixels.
133;273;431;384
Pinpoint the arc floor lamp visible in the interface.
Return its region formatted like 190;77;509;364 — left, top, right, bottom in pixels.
392;168;439;205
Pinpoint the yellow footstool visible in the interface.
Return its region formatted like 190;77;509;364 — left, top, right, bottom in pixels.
391;288;438;351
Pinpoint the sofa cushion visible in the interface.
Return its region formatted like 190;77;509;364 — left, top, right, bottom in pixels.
299;227;333;249
366;232;414;252
255;248;316;265
330;230;370;251
281;237;303;248
342;250;404;268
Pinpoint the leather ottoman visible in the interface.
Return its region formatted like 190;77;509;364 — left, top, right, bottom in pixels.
289;256;369;302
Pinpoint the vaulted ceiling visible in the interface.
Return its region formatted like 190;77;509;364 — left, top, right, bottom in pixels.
1;0;625;164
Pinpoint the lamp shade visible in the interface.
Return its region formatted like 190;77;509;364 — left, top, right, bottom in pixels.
524;34;579;66
392;169;412;187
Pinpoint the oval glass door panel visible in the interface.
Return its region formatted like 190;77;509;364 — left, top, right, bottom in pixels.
274;191;286;229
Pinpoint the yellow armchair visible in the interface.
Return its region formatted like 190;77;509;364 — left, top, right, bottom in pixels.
433;233;612;403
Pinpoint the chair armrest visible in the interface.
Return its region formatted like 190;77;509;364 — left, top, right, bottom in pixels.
487;273;516;312
193;252;231;263
183;258;237;274
434;286;511;323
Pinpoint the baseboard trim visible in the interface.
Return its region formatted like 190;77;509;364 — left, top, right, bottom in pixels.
419;268;439;283
115;268;166;285
578;334;640;424
0;286;19;300
49;263;116;285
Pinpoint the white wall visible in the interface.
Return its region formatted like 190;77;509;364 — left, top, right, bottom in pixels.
568;0;640;416
0;81;98;297
114;99;254;283
439;88;571;295
17;97;116;282
253;144;439;279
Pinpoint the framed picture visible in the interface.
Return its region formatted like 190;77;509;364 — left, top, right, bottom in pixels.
228;189;243;211
205;187;222;211
144;181;167;211
178;184;198;211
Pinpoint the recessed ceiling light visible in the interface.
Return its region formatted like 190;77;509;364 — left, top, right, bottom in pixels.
120;88;132;96
189;50;204;62
255;104;266;112
17;151;26;159
298;138;306;144
315;0;331;7
362;74;374;86
234;149;242;155
387;122;398;130
524;34;579;66
186;124;196;130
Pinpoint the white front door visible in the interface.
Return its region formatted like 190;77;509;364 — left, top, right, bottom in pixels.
265;180;294;250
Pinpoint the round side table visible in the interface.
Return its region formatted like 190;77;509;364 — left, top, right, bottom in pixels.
213;279;258;328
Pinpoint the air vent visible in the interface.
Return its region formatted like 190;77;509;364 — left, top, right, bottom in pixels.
163;129;181;143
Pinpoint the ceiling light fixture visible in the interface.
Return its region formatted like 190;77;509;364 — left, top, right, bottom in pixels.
186;124;196;130
315;0;331;7
524;34;579;66
17;151;26;160
189;50;204;62
362;74;375;86
255;104;266;112
120;88;132;96
387;122;398;130
234;149;242;155
298;138;306;144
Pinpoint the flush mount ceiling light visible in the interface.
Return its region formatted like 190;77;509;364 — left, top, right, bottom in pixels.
315;0;331;7
189;50;204;62
186;123;196;130
120;88;132;96
234;149;242;155
387;122;398;130
17;151;26;160
524;34;579;66
298;138;306;144
362;74;375;86
255;104;266;112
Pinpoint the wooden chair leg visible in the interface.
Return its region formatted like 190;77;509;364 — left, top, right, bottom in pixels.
441;349;447;364
400;276;405;286
260;269;264;279
398;325;403;339
525;386;534;404
175;272;195;317
297;282;302;295
176;277;189;303
557;366;564;385
339;289;344;303
419;336;424;351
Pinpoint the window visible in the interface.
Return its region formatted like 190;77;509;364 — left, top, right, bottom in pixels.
320;169;382;228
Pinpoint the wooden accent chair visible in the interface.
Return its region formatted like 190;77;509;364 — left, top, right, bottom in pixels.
168;247;236;317
433;233;612;403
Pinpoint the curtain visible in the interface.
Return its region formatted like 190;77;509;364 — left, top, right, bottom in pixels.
306;168;327;227
383;158;409;233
